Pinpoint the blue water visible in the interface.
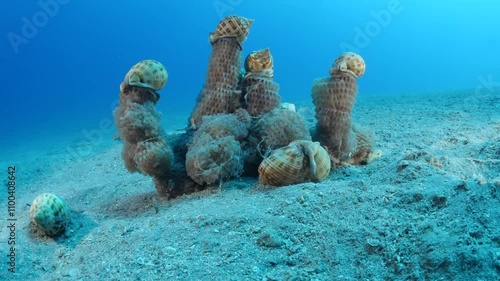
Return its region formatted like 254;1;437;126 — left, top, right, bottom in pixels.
1;0;499;152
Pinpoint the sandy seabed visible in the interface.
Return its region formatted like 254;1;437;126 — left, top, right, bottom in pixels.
1;88;499;280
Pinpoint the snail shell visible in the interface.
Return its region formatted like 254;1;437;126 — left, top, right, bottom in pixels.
209;15;254;45
29;193;70;237
279;102;296;112
121;60;168;92
244;48;274;78
312;144;331;181
330;52;366;78
291;140;331;182
258;142;308;187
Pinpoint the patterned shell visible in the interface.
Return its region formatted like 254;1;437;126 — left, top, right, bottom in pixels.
29;193;70;236
279;102;296;112
329;52;366;78
258;142;308;187
295;140;331;182
244;48;274;78
122;60;168;92
209;15;254;45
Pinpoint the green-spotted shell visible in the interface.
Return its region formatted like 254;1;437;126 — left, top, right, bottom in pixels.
29;193;70;237
122;60;168;91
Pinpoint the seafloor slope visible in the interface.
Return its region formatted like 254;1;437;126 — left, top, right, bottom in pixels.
1;88;499;280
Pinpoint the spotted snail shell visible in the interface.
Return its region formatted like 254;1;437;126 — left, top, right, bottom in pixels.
121;60;168;92
258;142;308;187
29;193;70;237
258;140;331;187
329;52;366;78
209;15;254;45
244;48;274;78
